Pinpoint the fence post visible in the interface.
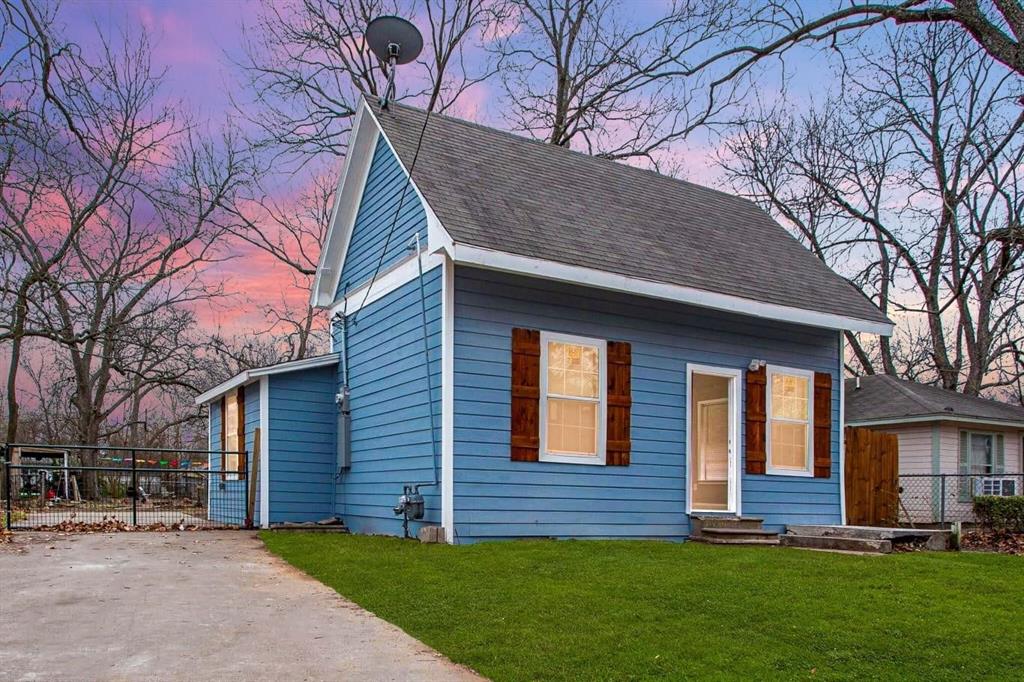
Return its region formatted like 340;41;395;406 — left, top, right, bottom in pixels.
131;449;138;527
940;475;946;525
243;450;250;529
4;461;11;531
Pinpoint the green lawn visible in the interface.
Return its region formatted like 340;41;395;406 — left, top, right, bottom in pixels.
261;532;1024;681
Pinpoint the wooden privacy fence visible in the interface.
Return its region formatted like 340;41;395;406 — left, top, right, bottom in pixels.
844;426;899;527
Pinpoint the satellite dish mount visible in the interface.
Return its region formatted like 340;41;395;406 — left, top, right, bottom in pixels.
365;16;423;109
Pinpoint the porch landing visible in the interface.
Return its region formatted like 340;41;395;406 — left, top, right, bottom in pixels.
782;525;952;553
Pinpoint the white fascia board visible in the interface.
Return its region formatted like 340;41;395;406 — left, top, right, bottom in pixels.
195;374;256;406
441;255;455;542
312;103;380;308
838;331;847;525
313;99;455;309
329;251;443;318
250;353;340;378
847;415;1024;430
452;244;895;336
259;376;270;529
194;353;341;406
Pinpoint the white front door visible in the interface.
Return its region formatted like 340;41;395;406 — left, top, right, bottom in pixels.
687;366;741;514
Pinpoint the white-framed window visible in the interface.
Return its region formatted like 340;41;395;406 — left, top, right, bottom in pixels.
958;430;1005;501
223;389;243;480
539;331;607;465
766;365;814;477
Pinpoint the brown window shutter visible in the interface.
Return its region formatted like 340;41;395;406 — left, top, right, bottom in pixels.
510;328;540;461
745;366;767;474
237;386;247;480
813;372;832;478
606;341;631;466
219;396;227;480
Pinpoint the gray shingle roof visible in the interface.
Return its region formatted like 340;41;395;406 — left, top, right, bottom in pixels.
369;98;890;327
845;375;1024;425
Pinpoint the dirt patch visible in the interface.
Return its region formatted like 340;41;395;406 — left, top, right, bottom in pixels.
963;530;1024;555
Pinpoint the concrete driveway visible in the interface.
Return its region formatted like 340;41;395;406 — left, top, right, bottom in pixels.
0;532;481;682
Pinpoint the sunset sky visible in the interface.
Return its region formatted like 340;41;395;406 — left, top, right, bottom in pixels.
49;0;834;339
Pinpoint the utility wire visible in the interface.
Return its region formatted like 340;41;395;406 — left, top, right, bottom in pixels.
350;105;434;323
344;102;450;537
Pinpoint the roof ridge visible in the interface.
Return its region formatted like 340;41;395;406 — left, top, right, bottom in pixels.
880;374;943;413
368;95;755;208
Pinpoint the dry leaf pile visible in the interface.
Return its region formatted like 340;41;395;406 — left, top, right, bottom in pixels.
963;530;1024;555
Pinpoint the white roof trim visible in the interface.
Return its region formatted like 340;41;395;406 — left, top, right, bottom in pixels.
311;104;379;308
312;98;454;309
361;100;453;260
453;244;895;335
847;415;1024;430
312;98;891;334
329;251;442;318
195;353;340;405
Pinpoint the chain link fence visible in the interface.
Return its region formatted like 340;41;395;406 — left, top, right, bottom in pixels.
898;473;1023;525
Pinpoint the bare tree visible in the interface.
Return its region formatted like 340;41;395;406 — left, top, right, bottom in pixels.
0;1;176;443
0;6;252;472
698;1;1024;85
224;172;335;360
487;0;748;166
231;1;491;361
722;25;1024;396
237;0;491;161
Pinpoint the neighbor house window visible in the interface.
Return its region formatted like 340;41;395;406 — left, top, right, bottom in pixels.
540;332;606;465
222;388;245;480
958;431;1005;500
766;366;813;476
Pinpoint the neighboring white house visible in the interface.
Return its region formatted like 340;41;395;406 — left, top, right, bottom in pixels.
845;375;1024;523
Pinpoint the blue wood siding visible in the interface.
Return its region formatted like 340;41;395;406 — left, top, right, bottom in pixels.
336;136;428;297
208;383;260;526
267;366;337;523
336;265;442;536
453;267;842;542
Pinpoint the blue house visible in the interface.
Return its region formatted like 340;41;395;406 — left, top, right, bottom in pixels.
196;96;893;543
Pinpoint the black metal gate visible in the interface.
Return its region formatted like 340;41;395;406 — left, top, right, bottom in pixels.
2;444;250;531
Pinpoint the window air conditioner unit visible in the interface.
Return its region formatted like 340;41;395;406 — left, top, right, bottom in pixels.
975;477;1018;497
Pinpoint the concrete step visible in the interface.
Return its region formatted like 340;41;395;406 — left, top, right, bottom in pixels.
691;515;765;532
269;520;350;533
786;525;949;549
268;526;350;533
688;512;770;540
780;534;892;554
691;535;780;546
693;527;780;545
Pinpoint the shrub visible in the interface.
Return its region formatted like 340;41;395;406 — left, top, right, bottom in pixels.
973;496;1024;532
99;475;127;499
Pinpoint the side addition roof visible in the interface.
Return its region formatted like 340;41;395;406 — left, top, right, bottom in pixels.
845;375;1024;428
195;353;340;406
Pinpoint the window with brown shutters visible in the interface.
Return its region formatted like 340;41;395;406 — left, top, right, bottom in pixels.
812;372;832;478
606;341;631;466
745;366;767;474
757;365;831;478
510;328;541;462
509;328;631;466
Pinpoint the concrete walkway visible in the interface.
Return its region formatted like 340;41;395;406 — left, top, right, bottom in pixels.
0;532;482;682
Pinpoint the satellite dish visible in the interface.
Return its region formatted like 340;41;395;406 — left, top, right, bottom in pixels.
365;16;423;65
